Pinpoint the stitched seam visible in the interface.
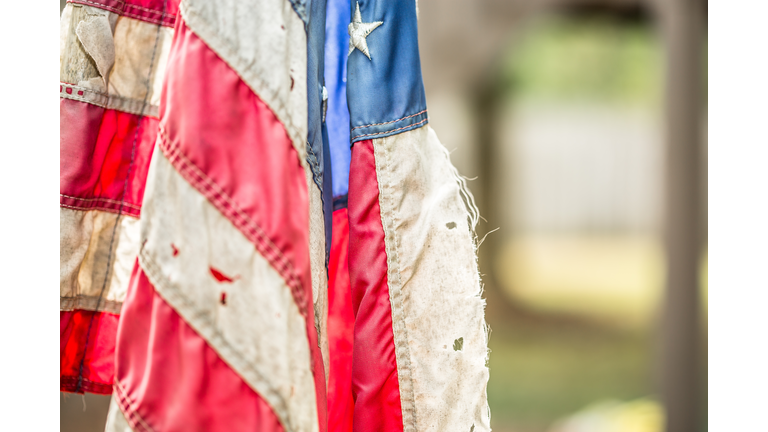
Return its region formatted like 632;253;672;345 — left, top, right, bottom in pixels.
61;194;142;210
159;130;298;291
61;82;109;98
163;141;306;316
71;0;166;394
60;203;141;217
305;143;323;193
114;379;155;432
61;82;160;107
114;380;151;432
69;0;122;15
354;118;428;139
60;376;113;394
374;136;418;432
179;1;306;165
60;93;107;108
137;250;295;430
124;3;172;16
61;296;123;314
158;128;307;317
69;0;175;26
60;89;160;117
305;143;320;173
350;109;427;131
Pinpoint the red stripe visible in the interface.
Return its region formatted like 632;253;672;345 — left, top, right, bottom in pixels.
328;208;354;432
115;18;327;430
348;140;404;432
60;310;118;395
159;19;310;318
114;261;285;432
67;0;179;27
60;98;157;217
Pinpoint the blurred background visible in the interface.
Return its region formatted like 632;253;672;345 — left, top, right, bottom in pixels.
61;0;708;431
419;0;707;430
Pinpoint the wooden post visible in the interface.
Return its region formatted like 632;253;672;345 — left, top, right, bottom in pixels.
659;0;704;430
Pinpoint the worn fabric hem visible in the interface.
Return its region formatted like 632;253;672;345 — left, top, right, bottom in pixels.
372;135;419;432
61;296;123;314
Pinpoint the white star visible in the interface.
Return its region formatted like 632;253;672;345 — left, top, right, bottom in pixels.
348;2;383;60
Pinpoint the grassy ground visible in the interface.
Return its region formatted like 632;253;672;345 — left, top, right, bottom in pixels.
486;316;654;432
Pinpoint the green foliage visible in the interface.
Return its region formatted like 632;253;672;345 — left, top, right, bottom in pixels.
502;15;663;106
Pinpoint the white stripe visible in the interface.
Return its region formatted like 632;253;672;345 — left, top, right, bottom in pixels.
108;14;173;109
178;0;308;163
373;125;491;432
60;208;140;313
105;393;135;432
139;145;318;432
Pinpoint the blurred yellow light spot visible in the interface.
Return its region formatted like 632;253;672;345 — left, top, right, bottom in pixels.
496;234;664;327
549;398;664;432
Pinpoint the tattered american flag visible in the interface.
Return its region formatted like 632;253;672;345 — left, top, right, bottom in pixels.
60;0;490;430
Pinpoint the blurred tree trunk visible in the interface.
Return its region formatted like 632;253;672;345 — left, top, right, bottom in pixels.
658;0;705;430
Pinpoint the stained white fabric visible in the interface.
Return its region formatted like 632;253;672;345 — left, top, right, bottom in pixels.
373;125;491;432
179;0;308;162
75;12;116;84
59;3;172;117
137;146;319;432
104;395;133;432
108;15;173;110
60;208;140;314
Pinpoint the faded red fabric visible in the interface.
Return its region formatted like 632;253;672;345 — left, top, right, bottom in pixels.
114;262;285;432
60;98;157;217
114;18;327;431
348;140;404;432
68;0;179;27
60;310;119;395
159;20;312;321
328;208;354;432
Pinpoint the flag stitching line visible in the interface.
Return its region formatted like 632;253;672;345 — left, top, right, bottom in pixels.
137;250;303;432
354;117;428;139
373;136;419;432
60;84;161;118
68;0;176;27
179;1;308;166
70;0;166;393
60;203;141;217
114;379;156;432
158;128;308;317
61;194;143;210
350;109;427;131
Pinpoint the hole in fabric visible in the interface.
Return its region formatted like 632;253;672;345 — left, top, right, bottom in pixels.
453;337;464;351
210;266;239;283
220;292;227;305
446;222;457;229
171;244;179;257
